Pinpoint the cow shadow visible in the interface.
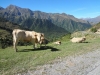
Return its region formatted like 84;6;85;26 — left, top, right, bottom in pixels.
19;46;60;52
82;41;90;43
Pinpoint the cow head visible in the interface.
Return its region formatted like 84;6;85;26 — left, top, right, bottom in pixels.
34;33;44;44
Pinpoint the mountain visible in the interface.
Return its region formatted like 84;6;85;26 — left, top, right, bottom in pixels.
21;17;69;40
33;11;91;32
82;16;100;25
0;6;4;10
0;5;91;33
0;16;68;41
0;5;34;25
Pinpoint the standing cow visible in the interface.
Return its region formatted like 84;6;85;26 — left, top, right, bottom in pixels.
12;29;44;52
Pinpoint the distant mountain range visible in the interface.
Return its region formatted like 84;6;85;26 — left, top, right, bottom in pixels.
81;16;100;25
0;5;92;33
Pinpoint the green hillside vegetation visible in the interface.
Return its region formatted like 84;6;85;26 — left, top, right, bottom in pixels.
90;22;100;32
70;22;100;39
0;17;69;40
0;17;69;48
94;22;100;29
21;17;69;41
51;16;91;32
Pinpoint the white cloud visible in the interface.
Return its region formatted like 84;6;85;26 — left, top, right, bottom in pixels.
87;12;100;15
72;8;86;12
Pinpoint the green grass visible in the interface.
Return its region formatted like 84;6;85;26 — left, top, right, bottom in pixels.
0;38;100;75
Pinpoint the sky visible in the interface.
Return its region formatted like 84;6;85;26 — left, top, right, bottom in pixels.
0;0;100;18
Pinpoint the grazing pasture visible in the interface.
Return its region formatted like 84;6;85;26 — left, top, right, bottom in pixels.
0;35;100;75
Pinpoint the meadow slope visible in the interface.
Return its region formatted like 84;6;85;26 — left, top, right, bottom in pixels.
0;36;100;75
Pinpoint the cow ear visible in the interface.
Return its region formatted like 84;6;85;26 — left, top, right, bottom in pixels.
41;33;44;36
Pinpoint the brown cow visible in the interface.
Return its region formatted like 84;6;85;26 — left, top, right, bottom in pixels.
12;29;44;52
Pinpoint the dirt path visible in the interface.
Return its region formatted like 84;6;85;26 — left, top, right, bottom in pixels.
18;49;100;75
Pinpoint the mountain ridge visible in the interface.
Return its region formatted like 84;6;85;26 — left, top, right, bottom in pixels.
81;16;100;25
0;5;91;32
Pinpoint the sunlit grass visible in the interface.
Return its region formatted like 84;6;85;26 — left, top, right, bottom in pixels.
0;38;100;75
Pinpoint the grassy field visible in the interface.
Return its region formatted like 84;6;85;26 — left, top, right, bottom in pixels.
0;37;100;75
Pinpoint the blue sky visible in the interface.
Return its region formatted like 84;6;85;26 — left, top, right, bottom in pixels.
0;0;100;18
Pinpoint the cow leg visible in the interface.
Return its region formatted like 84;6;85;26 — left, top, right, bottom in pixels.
13;37;16;52
15;41;18;52
35;43;41;48
13;39;18;52
13;34;18;52
31;40;35;49
39;43;42;48
33;43;40;49
13;42;17;52
13;41;17;52
33;43;35;49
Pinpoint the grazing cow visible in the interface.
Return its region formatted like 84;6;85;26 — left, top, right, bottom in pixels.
40;37;49;46
12;29;44;52
54;41;61;45
70;36;86;43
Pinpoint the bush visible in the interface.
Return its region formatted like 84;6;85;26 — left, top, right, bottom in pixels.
0;38;13;49
90;28;97;33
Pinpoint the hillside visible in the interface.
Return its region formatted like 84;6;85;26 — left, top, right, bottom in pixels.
88;22;100;33
33;12;91;32
92;22;100;29
0;5;91;32
21;17;69;40
0;17;21;38
0;17;68;42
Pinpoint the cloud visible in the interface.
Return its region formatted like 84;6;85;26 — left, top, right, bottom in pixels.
72;8;86;12
87;12;100;15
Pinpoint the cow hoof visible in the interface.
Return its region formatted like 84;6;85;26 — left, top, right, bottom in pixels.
15;49;18;52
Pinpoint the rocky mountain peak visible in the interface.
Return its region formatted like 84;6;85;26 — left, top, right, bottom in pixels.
0;6;4;10
5;4;20;14
6;4;19;10
5;4;33;16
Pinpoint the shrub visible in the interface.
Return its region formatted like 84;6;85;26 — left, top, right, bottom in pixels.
90;28;97;33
